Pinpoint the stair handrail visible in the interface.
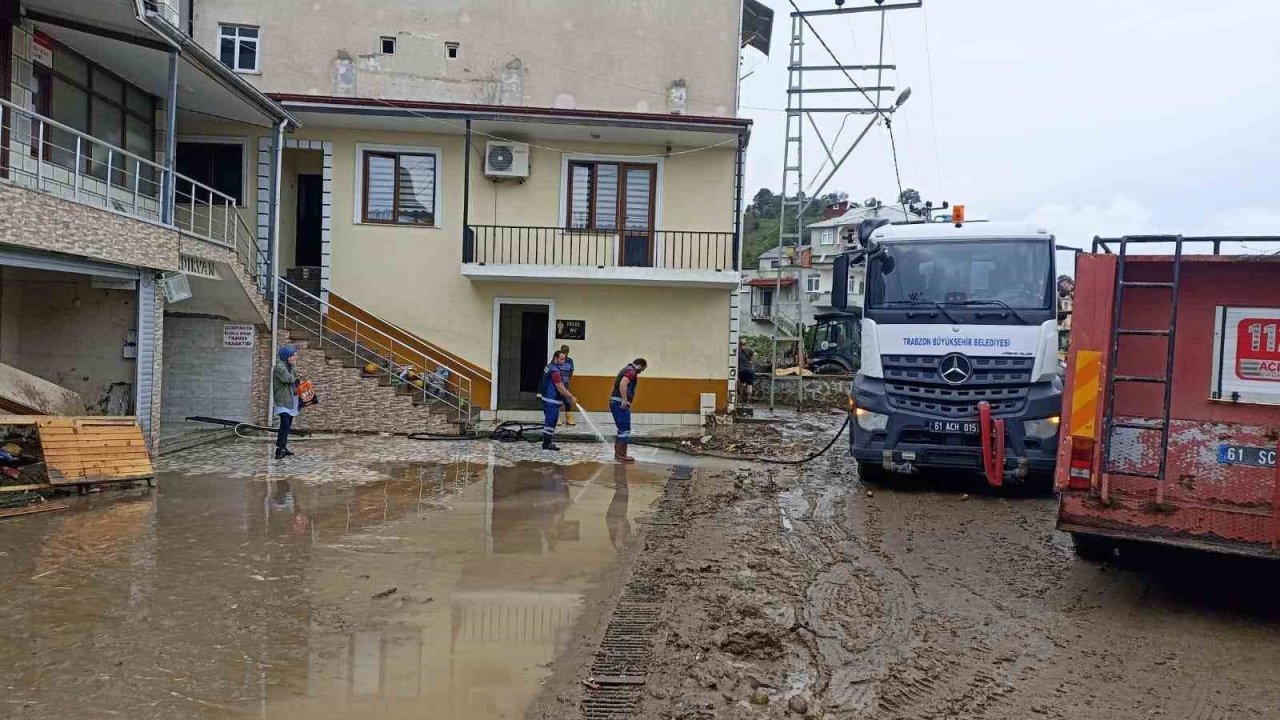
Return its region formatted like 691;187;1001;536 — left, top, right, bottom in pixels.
276;277;475;423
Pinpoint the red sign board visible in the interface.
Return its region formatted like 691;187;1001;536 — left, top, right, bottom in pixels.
1235;317;1280;381
32;31;54;68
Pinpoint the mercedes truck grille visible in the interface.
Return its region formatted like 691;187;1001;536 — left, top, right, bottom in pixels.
881;355;1035;418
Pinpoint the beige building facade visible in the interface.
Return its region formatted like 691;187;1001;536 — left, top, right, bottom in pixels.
189;0;741;117
180;0;751;421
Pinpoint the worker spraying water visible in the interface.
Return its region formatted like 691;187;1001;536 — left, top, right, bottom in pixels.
609;359;647;463
539;351;647;463
538;350;577;451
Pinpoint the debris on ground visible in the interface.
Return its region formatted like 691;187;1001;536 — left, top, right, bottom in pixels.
679;410;844;460
534;410;1280;720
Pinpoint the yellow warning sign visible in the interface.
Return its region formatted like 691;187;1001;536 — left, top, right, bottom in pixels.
1070;350;1102;439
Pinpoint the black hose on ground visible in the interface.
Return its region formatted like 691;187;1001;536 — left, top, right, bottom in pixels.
407;421;542;443
406;415;852;466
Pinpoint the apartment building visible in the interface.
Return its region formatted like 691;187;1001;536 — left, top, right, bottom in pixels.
0;0;295;450
178;0;751;426
739;204;909;344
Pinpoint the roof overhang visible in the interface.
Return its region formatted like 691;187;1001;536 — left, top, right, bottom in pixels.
21;0;296;129
745;277;796;287
274;94;749;148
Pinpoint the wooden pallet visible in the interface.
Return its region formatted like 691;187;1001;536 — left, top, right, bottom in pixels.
0;415;153;487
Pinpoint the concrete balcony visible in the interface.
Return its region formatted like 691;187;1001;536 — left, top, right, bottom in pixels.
0;100;268;322
461;225;739;289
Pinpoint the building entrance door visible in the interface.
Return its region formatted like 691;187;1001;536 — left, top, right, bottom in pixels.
295;174;323;267
496;303;550;410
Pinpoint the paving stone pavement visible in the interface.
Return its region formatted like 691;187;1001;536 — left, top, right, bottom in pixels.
157;434;640;485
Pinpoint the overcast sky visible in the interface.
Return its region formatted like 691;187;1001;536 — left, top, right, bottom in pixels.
738;0;1280;251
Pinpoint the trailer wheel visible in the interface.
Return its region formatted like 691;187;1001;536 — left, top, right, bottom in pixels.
857;461;887;485
1071;533;1116;562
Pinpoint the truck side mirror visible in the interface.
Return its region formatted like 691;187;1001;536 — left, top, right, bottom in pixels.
833;254;850;310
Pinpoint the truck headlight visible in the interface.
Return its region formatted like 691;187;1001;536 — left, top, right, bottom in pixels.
856;408;889;431
1023;416;1061;439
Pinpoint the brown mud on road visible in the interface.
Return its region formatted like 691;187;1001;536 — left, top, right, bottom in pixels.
542;411;1280;720
0;439;669;719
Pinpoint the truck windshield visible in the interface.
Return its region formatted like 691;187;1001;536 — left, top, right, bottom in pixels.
867;239;1053;311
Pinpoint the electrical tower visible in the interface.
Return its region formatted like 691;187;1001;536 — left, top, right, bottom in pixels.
769;0;922;408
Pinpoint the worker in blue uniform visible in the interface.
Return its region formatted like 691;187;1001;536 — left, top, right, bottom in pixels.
609;358;647;463
557;344;577;427
539;350;578;451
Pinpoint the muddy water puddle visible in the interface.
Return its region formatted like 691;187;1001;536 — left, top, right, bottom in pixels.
0;455;665;719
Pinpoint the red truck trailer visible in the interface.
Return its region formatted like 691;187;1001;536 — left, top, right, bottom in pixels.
1057;235;1280;559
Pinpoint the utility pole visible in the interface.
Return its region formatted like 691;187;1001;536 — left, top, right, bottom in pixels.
769;0;922;410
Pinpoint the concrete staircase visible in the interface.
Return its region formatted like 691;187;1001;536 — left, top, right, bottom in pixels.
283;327;458;436
274;277;475;436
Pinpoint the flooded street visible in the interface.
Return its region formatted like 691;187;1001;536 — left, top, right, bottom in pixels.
8;420;1280;720
0;437;666;719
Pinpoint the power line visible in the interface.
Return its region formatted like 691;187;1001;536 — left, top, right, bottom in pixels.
887;118;907;214
787;0;894;122
885;17;922;188
806;11;869;184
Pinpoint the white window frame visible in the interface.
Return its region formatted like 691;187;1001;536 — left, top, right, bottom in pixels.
175;135;250;208
354;142;444;229
820;228;835;245
380;36;397;55
219;24;260;74
805;273;821;293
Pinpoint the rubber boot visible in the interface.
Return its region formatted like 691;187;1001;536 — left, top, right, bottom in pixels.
565;410;577;426
543;438;560;452
615;441;636;463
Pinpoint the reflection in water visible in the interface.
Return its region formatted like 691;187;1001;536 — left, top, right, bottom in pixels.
0;458;664;720
608;463;632;550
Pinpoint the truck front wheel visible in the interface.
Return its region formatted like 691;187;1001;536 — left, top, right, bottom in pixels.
1071;533;1116;562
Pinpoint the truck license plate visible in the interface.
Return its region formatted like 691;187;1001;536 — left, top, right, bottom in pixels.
928;420;978;434
1217;444;1277;468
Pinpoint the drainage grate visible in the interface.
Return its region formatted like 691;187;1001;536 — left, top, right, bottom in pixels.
591;602;661;676
581;465;691;719
582;686;644;720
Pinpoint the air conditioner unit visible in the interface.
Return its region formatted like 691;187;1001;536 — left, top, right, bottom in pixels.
484;141;530;179
159;272;192;303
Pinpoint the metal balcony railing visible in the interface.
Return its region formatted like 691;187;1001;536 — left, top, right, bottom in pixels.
750;303;775;320
0;98;266;295
465;225;735;271
278;278;476;425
